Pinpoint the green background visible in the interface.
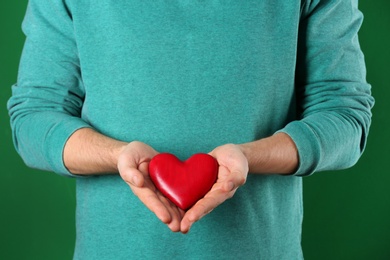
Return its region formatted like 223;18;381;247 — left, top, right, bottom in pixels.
1;1;389;259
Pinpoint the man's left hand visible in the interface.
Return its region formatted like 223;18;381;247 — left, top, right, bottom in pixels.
180;144;249;233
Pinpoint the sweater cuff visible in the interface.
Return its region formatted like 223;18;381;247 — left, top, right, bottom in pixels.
44;115;91;177
277;120;321;177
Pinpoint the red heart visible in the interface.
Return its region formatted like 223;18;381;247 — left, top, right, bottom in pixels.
149;153;218;210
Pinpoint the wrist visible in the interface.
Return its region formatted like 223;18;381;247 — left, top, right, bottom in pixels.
237;133;298;175
64;128;128;175
111;141;128;171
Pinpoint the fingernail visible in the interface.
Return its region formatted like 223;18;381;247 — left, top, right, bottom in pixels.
183;224;192;234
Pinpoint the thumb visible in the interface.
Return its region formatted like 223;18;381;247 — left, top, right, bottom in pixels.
129;169;144;187
223;169;247;192
118;159;145;187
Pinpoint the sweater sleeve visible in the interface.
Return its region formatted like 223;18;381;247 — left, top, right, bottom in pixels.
7;0;91;177
279;0;374;176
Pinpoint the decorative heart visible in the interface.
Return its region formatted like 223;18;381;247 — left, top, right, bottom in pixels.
149;153;219;210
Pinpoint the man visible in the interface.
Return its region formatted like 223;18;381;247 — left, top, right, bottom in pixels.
8;0;374;259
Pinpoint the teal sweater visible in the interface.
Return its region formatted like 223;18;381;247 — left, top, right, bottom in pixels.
8;0;374;259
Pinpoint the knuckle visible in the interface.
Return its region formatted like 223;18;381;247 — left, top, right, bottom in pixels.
237;175;246;186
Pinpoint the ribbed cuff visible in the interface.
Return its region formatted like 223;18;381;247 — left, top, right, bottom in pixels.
277;120;321;177
44;114;91;177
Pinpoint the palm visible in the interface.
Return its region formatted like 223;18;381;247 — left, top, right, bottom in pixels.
180;144;248;233
118;141;185;232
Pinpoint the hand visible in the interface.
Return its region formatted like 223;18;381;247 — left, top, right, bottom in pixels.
118;141;185;232
180;144;249;233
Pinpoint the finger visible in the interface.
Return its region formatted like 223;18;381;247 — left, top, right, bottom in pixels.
120;166;145;187
131;184;173;224
180;166;241;233
213;165;244;192
222;169;246;192
117;147;155;187
137;163;183;228
157;193;185;232
117;151;146;187
181;185;233;233
131;175;186;231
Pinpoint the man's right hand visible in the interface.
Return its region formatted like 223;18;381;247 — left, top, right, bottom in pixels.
64;128;185;232
117;141;185;232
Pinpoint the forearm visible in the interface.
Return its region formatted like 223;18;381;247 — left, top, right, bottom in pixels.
239;132;298;175
63;128;127;175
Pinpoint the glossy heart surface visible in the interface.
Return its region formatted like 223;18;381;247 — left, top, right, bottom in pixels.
149;153;218;210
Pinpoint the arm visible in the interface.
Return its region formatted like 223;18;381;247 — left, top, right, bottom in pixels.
7;0;90;176
281;0;374;176
240;132;298;175
180;133;297;233
63;128;126;175
7;1;184;232
181;0;374;232
64;125;297;233
63;128;185;232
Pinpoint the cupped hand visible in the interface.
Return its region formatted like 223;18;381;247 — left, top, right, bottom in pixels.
180;144;249;233
117;141;185;232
